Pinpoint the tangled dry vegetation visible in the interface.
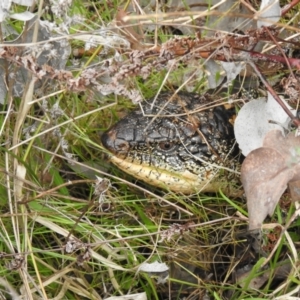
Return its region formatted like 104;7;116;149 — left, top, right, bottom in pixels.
1;0;300;299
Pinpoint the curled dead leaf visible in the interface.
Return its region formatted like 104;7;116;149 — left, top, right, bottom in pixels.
241;130;300;230
263;130;300;163
289;180;300;202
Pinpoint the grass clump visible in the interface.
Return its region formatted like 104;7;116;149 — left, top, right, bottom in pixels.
0;0;300;299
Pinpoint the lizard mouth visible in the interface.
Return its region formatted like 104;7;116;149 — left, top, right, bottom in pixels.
107;154;219;194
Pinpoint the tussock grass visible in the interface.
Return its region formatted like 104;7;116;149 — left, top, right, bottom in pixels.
0;0;299;299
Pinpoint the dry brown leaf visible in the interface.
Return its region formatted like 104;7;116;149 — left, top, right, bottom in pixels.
241;130;300;230
289;180;300;202
263;130;300;160
241;147;293;230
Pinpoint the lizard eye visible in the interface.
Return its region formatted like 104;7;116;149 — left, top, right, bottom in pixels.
158;141;175;151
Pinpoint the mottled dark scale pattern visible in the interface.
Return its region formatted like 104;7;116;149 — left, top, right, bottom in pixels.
101;92;238;193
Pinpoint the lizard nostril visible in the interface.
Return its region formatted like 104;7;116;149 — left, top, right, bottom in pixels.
101;128;130;156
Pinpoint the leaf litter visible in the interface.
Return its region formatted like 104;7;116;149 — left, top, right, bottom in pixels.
234;92;296;156
234;87;300;230
241;130;300;230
